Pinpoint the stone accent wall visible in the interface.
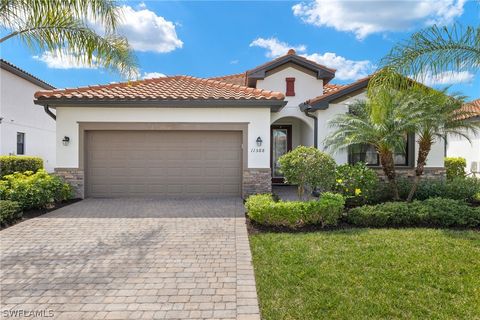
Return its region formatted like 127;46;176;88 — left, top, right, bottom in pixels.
54;168;85;199
243;168;271;198
374;167;446;180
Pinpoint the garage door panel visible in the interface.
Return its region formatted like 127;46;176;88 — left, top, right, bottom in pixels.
86;130;242;197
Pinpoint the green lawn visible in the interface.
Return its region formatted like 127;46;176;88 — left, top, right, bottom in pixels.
250;229;480;320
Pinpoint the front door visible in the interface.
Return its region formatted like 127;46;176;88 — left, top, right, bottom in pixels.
271;125;292;183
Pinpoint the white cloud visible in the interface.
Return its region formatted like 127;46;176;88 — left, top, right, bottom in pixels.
419;71;475;86
116;5;183;53
250;37;373;81
250;37;306;58
292;0;466;40
142;72;166;79
33;50;98;69
304;52;373;80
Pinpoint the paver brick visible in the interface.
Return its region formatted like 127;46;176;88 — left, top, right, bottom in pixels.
0;197;260;319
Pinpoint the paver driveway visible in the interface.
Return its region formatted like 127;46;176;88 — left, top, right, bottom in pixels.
0;198;260;320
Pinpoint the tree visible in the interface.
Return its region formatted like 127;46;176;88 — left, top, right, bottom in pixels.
0;0;137;78
278;146;336;200
324;89;418;200
369;24;480;91
405;89;480;201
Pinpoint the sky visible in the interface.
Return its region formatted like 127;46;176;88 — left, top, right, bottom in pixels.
1;0;479;100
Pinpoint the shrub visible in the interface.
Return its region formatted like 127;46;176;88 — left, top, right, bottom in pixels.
366;177;480;204
445;157;466;180
0;200;22;226
278;146;336;200
334;163;379;206
246;192;345;228
415;177;480;202
0;156;43;178
346;198;480;228
0;169;73;210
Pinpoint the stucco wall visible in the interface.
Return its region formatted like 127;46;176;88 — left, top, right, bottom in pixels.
447;128;480;173
319;92;445;168
0;68;56;171
55;106;271;169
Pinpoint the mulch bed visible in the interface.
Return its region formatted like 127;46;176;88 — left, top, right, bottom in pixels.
1;198;82;230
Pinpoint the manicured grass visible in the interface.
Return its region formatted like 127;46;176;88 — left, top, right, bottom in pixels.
250;229;480;320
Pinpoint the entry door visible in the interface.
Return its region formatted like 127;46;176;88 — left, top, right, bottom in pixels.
271;125;292;183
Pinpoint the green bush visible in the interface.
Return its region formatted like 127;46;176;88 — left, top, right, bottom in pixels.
278;146;336;199
0;170;73;210
445;157;466;180
246;192;345;228
334;163;379;206
0;200;22;226
346;198;480;228
366;177;480;204
0;156;43;178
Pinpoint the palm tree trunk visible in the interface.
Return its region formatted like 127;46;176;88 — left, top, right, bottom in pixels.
407;137;432;202
379;150;400;200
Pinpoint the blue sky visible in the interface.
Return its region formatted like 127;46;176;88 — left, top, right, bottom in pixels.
1;0;479;99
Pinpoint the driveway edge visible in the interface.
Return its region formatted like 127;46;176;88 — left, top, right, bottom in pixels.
235;217;261;320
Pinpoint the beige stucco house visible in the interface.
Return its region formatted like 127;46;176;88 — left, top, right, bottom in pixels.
34;50;445;198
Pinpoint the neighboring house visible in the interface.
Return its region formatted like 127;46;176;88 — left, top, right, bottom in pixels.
447;99;480;175
33;49;445;199
0;59;56;172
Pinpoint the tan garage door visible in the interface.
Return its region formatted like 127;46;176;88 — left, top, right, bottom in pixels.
85;130;242;197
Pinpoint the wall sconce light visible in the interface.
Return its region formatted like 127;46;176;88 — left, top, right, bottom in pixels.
62;136;70;146
256;136;263;147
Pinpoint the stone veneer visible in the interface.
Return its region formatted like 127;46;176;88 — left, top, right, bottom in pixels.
374;167;446;180
55;167;270;199
243;168;272;198
54;168;84;199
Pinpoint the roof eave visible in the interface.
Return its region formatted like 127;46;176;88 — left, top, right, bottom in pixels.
34;98;288;112
1;60;55;90
308;78;370;110
246;56;335;83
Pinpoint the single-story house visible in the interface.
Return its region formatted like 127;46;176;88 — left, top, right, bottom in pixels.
1;59;56;171
447;99;480;175
34;49;445;199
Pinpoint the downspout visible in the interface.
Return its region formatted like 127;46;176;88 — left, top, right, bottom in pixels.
299;103;318;148
43;105;56;120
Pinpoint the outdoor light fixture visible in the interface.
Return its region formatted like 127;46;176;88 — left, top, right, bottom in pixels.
256;136;263;146
62;136;70;146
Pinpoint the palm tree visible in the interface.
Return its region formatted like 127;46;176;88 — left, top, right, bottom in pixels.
0;0;137;78
324;89;419;200
406;89;480;201
369;24;480;91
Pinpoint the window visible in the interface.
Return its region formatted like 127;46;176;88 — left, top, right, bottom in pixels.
286;77;295;96
17;132;25;155
348;135;413;166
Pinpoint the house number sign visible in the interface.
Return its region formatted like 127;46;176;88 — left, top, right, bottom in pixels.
250;148;265;153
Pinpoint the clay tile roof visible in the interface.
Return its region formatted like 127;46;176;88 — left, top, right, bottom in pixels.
306;76;371;107
458;99;480;120
34;75;285;103
208;73;247;86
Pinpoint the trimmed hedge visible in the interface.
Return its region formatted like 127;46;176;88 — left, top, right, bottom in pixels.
367;177;480;204
445;157;466;180
0;200;22;226
0;170;72;210
246;192;345;228
346;198;480;228
0;156;43;178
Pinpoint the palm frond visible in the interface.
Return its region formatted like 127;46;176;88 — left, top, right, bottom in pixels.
370;24;480;90
0;0;137;78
